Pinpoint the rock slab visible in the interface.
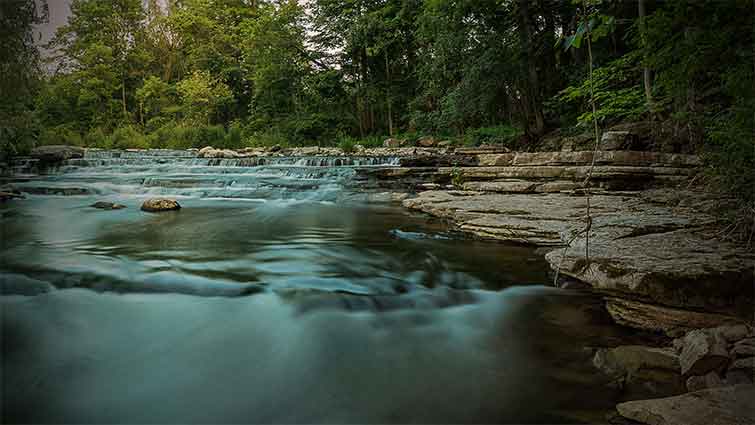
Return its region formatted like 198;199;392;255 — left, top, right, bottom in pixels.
30;145;85;163
616;384;755;425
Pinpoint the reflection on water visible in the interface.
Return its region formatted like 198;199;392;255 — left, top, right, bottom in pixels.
1;150;628;423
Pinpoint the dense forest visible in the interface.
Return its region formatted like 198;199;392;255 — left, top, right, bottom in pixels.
1;0;753;200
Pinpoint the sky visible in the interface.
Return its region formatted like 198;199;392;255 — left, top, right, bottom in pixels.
35;0;72;49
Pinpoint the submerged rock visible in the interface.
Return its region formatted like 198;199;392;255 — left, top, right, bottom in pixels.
141;198;181;212
91;201;126;210
616;384;755;425
0;190;24;201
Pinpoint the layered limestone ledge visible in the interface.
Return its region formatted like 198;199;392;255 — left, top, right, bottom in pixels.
402;190;754;328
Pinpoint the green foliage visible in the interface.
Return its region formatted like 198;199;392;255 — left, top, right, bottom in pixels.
450;167;465;188
337;136;357;154
462;125;522;147
176;70;233;125
109;126;150;149
0;0;47;156
38;125;84;147
556;53;646;127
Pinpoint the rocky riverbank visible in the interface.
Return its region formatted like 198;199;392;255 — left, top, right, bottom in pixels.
386;148;753;424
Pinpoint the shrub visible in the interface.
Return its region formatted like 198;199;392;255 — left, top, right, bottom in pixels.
337;135;356;153
109;126;150;150
462;124;521;147
556;53;646;128
222;123;244;149
84;127;111;149
38;125;83;147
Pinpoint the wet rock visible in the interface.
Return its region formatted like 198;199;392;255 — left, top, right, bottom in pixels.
715;325;752;343
616;384;755;425
198;146;215;156
0;190;24;201
728;357;754;375
30;145;85;163
267;144;282;152
685;371;725;392
680;329;730;376
91;201;126;210
141;198;181;212
593;345;684;398
438;140;453;148
198;147;239;158
604;298;743;337
731;338;755;357
383;138;403;148
417;136;437;147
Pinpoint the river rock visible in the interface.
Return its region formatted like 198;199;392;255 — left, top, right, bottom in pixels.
593;345;683;398
198;147;239;158
91;201;126;210
417;136;437;147
0;190;24;201
728;357;754;375
604;298;743;337
30;145;85;163
616;384;755;425
679;329;730;376
141;198;181;212
731;338;755;357
685;371;725;392
715;325;752;343
383;138;403;148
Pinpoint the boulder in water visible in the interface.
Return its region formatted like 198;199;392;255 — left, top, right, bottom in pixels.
91;201;126;210
198;146;215;156
141;198;181;212
30;145;85;163
198;147;240;158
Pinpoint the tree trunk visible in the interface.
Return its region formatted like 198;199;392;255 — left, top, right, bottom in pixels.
122;79;128;121
385;50;393;136
638;0;653;111
517;0;545;138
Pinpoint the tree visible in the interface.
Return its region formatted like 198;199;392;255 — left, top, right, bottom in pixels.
48;0;148;124
0;0;48;154
176;70;233;124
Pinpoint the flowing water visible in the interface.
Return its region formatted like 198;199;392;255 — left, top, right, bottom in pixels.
1;150;632;423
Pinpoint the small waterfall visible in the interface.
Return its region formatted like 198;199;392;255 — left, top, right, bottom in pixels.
7;149;401;203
